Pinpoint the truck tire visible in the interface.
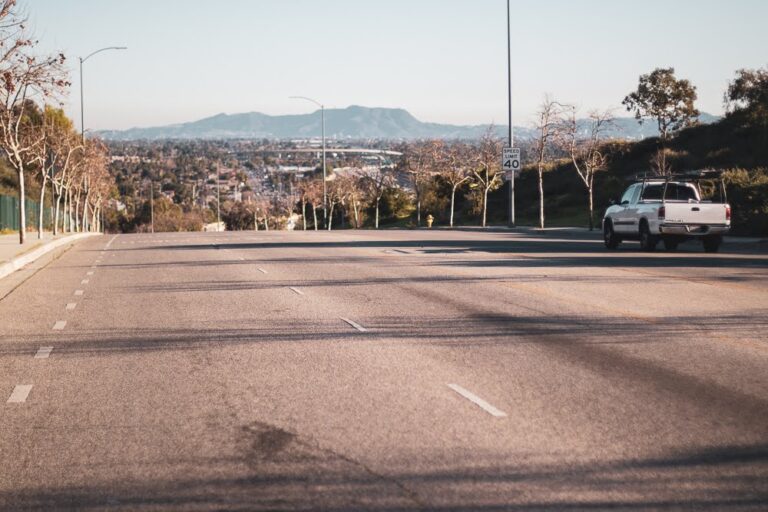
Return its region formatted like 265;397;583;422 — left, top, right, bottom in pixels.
663;236;679;251
703;235;722;253
639;222;658;252
603;221;621;249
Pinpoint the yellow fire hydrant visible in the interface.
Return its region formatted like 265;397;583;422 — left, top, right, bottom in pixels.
426;214;434;228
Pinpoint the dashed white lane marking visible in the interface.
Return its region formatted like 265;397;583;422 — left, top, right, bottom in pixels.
447;384;507;418
340;317;368;332
35;347;53;359
288;287;304;296
238;257;245;261
74;290;84;296
7;385;32;403
52;320;67;330
257;268;268;274
87;271;94;276
81;279;89;285
105;235;118;249
65;303;77;311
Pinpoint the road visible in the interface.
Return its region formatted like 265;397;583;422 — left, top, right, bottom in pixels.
0;228;767;511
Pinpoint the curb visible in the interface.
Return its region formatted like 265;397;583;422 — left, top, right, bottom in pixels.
0;233;101;281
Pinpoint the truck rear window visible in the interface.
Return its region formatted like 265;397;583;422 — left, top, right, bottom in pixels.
641;184;697;201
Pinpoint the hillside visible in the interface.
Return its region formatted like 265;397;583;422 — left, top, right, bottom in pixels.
98;105;718;141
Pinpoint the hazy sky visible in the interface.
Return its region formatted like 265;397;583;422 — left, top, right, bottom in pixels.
29;0;768;131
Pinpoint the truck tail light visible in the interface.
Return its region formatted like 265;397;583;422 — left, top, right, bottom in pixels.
658;206;665;220
726;205;731;221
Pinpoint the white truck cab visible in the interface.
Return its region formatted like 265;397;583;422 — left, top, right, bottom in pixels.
603;172;731;252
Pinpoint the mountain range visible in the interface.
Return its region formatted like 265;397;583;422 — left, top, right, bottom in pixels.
98;105;720;141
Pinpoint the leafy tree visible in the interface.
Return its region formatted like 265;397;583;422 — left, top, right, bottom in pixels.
623;67;698;173
725;66;768;125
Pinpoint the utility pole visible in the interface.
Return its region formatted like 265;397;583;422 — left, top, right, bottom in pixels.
507;0;515;227
150;181;154;234
216;169;222;231
289;96;327;228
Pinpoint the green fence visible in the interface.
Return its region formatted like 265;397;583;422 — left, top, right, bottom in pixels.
0;194;53;231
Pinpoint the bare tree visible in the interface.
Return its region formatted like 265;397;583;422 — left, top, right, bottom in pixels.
0;1;68;243
560;107;614;230
362;156;396;229
472;128;504;228
532;97;566;229
440;142;473;227
401;141;434;227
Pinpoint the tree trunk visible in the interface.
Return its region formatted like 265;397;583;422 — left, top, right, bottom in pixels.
53;188;62;236
482;187;488;228
62;190;68;233
38;176;47;239
74;192;81;232
328;203;335;231
375;197;380;229
264;216;269;231
301;199;306;230
312;205;318;231
416;198;421;227
352;199;359;229
538;167;545;229
588;185;594;231
450;185;457;228
254;212;259;231
17;170;26;244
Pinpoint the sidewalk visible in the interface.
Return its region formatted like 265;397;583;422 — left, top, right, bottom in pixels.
0;232;101;281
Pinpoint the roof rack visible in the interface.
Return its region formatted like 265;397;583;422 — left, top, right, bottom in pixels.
630;169;725;182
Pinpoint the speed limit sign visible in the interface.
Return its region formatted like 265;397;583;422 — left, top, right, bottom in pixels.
502;147;521;173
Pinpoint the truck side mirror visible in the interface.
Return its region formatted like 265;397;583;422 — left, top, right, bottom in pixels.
621;200;630;206
609;199;616;206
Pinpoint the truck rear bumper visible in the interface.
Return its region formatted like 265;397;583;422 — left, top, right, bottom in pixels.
659;224;730;236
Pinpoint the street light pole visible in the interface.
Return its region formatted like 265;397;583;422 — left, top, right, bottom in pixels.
507;0;515;227
290;96;327;228
79;46;127;143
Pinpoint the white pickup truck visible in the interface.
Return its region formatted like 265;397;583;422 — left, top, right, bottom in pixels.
603;175;731;252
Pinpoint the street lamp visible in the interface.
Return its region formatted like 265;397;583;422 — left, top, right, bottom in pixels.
80;46;127;142
289;96;327;228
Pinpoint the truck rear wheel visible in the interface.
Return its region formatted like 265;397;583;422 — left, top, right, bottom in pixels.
703;235;722;253
639;222;658;252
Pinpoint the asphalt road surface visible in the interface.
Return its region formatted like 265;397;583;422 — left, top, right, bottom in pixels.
1;229;767;511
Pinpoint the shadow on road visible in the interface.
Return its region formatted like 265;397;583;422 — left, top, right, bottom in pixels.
2;441;767;510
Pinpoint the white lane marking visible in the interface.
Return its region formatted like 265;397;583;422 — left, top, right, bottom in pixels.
65;303;77;311
81;279;89;285
288;287;304;296
35;346;53;359
7;385;32;403
105;235;118;249
447;384;507;418
340;317;368;332
74;290;84;296
52;320;67;330
238;257;245;261
257;268;268;274
87;271;94;276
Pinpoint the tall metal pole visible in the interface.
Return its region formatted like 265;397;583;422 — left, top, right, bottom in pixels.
321;105;327;228
150;182;154;234
79;47;127;142
216;170;222;231
507;0;515;227
79;57;85;144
